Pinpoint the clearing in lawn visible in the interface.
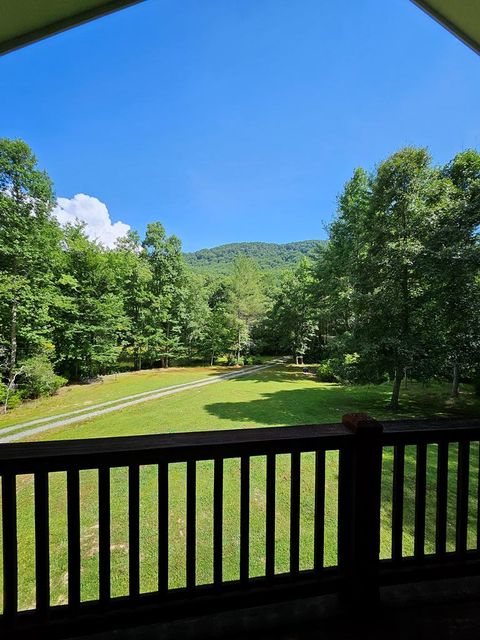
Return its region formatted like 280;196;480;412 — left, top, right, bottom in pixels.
2;364;480;611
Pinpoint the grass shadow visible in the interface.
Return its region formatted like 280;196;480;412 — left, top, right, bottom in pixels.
206;384;480;427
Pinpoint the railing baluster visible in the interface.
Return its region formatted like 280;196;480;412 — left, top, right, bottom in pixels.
186;460;196;590
265;453;276;578
436;441;448;555
34;471;49;615
337;447;354;573
213;457;223;586
240;455;250;584
456;440;470;555
392;443;405;562
158;462;168;593
2;473;17;619
98;467;110;603
67;469;81;609
290;451;301;575
414;443;427;559
314;450;325;572
128;464;140;598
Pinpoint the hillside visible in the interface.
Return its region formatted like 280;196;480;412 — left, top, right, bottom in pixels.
184;240;323;274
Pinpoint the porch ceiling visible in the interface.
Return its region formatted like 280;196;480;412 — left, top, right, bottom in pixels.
0;0;145;55
412;0;480;55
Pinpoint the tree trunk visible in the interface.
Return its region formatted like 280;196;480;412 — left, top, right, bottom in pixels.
452;362;460;398
8;297;18;384
390;367;402;410
237;328;242;361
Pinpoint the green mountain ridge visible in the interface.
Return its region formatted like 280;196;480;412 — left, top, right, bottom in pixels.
184;240;323;274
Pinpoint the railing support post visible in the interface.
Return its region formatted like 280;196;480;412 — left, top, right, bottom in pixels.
340;413;384;609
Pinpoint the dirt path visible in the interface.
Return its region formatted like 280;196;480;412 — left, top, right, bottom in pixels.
0;363;276;443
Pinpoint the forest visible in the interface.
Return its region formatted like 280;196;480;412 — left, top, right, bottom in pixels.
184;240;321;274
1;139;479;411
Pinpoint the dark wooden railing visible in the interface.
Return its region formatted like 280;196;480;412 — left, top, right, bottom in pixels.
1;415;480;638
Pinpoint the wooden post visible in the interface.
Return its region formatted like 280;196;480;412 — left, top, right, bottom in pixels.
340;413;384;609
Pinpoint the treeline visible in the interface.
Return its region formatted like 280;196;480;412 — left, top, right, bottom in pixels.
0;139;266;407
1;139;479;411
262;147;480;408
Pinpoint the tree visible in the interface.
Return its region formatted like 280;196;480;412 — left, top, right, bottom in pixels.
267;259;316;363
143;222;186;367
312;148;463;407
436;150;480;396
178;272;211;360
228;256;265;359
113;231;152;370
356;148;441;408
52;224;126;379
310;168;371;357
200;304;233;365
0;138;61;384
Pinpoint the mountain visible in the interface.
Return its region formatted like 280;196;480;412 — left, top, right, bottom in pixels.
184;240;323;274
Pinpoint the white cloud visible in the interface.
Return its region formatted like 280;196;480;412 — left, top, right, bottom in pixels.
53;194;130;248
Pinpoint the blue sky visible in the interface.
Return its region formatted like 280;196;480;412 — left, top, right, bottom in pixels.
1;0;479;251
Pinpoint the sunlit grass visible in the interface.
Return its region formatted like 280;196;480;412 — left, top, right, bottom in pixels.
0;366;226;430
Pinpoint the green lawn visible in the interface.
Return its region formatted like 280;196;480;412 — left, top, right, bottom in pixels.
2;364;480;612
0;366;226;430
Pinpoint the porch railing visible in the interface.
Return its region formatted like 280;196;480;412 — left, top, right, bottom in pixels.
1;414;480;637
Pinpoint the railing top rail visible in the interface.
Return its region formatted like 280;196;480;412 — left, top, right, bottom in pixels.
382;417;480;445
1;418;480;473
0;423;351;472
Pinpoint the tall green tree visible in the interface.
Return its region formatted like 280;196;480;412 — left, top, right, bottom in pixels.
143;222;186;367
267;259;316;362
356;148;441;408
228;256;266;359
0;138;61;383
311;168;371;349
53;224;126;379
113;231;152;370
436;150;480;396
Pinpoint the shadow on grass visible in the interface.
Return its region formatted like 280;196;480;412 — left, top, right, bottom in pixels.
207;382;480;558
206;384;480;427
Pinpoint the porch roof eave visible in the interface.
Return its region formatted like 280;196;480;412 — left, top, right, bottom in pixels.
0;0;145;56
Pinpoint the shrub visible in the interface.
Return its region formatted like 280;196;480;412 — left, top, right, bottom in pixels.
18;356;67;399
244;356;254;365
316;361;337;382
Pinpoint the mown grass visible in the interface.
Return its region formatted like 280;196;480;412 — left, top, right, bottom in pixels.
0;366;226;430
2;364;480;611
